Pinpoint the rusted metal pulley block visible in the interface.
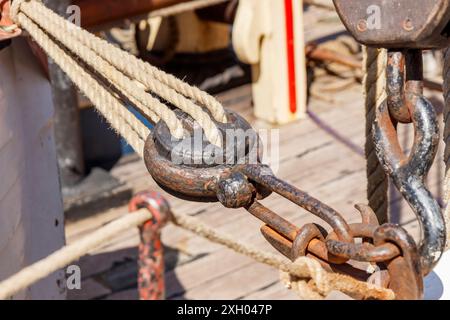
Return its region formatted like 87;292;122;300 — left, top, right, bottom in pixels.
144;110;269;206
333;0;450;49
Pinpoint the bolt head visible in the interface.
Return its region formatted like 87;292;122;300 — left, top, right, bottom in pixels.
357;19;367;32
403;18;414;31
216;172;254;208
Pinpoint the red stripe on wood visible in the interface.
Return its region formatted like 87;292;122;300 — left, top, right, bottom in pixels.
284;0;297;114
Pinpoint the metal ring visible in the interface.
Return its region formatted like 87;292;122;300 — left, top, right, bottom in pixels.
386;50;412;123
373;224;423;299
326;223;400;263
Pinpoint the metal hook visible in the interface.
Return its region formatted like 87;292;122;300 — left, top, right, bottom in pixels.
372;50;445;275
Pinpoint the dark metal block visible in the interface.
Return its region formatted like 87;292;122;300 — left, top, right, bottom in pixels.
333;0;450;49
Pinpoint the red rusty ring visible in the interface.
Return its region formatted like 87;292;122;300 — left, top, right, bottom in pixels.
129;191;171;300
129;191;171;229
144;134;234;200
326;222;423;299
354;203;379;226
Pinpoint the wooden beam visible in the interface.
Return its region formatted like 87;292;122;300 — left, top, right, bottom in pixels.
73;0;189;28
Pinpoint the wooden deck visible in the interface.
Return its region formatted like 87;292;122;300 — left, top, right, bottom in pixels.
65;79;446;300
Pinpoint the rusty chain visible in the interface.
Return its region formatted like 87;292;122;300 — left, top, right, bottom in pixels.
139;0;450;300
142;103;430;299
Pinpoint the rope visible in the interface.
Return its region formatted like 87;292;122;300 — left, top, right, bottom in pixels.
23;0;228;125
363;47;389;224
0;206;395;300
11;0;227;146
443;48;450;249
0;208;152;300
23;3;182;136
280;270;326;300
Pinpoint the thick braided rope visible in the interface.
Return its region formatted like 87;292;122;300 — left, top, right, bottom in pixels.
12;0;225;146
283;277;325;300
443;48;450;249
16;12;147;156
363;47;389;224
22;0;223;146
20;3;185;140
17;0;228;126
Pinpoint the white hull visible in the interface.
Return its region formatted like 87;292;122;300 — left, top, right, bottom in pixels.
0;39;65;299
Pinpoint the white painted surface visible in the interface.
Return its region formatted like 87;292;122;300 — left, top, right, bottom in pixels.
0;39;66;299
232;0;307;124
425;251;450;300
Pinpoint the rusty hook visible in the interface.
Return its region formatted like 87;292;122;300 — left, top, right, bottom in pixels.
372;52;445;274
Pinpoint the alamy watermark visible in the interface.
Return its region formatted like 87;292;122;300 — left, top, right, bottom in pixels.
66;5;81;27
359;4;382;31
64;265;81;290
366;5;381;30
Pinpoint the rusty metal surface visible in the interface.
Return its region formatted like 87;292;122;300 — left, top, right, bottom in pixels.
333;0;450;49
248;197;423;299
331;2;446;285
144;109;263;203
386;50;411;123
327;224;400;263
373;50;445;275
374;224;423;300
143;107;427;298
240;164;354;244
129;191;171;300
